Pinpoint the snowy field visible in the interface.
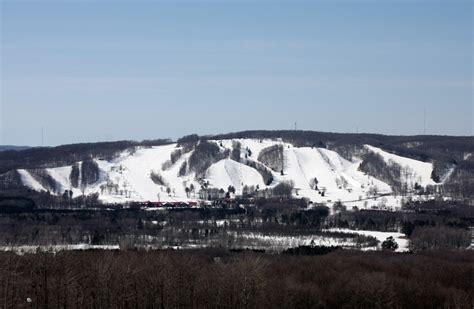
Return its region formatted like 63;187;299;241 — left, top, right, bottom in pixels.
0;244;120;255
323;228;409;252
227;232;364;252
0;229;398;255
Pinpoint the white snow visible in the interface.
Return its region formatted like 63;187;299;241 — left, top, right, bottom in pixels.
0;244;119;255
101;144;200;202
205;159;265;193
228;229;400;252
277;146;392;205
218;138;285;160
17;169;46;192
232;232;353;251
440;166;455;183
324;228;409;252
16;139;444;209
46;166;74;193
365;145;437;187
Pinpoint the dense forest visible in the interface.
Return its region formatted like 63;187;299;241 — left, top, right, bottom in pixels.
0;194;471;253
187;141;229;177
0;249;472;308
258;144;285;173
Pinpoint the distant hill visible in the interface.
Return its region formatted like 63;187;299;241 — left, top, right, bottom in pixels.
0;145;30;152
0;130;472;206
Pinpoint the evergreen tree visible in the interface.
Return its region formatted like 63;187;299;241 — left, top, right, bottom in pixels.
381;236;399;251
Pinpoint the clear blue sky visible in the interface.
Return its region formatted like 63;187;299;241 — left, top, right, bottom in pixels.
1;0;472;146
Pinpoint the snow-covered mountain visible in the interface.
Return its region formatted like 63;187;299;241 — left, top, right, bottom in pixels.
17;138;446;209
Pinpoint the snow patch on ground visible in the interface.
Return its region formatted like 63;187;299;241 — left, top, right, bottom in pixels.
232;232;353;251
440;166;456;183
324;228;409;252
0;244;119;255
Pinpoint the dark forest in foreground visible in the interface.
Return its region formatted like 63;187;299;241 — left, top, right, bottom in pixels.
1;249;473;309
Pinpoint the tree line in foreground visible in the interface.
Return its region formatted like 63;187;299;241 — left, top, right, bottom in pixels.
0;249;473;309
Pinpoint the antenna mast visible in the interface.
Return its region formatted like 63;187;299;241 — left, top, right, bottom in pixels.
423;107;426;135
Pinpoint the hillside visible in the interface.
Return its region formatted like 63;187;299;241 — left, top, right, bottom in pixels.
0;145;30;152
3;131;472;208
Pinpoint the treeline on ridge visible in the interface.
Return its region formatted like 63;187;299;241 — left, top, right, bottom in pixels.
0;139;172;175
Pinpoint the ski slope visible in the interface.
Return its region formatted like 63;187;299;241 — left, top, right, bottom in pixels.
16;139;443;209
101;144;200;202
205;159;265;194
277;147;391;203
365;145;437;186
17;169;46;192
